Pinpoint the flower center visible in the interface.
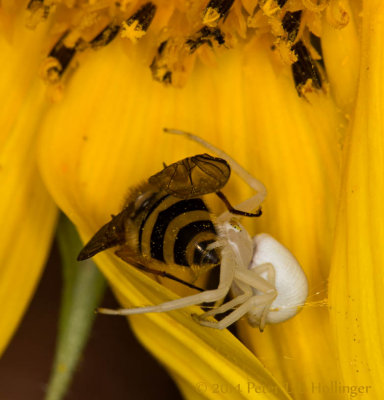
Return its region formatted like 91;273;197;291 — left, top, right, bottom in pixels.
26;0;349;96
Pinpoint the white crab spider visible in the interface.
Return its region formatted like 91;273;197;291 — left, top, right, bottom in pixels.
98;129;308;330
194;231;308;330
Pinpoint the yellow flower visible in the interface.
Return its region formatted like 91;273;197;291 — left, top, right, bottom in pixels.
1;0;382;399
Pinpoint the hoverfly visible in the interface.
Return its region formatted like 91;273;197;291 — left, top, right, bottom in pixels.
78;129;308;330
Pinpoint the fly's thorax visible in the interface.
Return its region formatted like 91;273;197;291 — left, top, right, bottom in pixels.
217;218;254;268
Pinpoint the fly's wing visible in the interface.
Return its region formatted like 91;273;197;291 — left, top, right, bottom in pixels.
148;153;230;199
77;205;133;261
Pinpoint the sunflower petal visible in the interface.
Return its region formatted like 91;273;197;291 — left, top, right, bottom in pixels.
322;0;360;110
329;1;384;392
0;14;57;355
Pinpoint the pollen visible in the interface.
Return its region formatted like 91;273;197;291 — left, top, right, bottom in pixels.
120;2;157;43
24;0;350;94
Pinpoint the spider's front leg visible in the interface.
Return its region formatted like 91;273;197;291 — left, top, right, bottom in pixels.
97;242;236;316
194;263;277;330
194;280;252;318
194;292;276;330
237;263;277;331
164;128;267;221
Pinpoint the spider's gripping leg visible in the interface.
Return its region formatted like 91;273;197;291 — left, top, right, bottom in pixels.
250;262;276;287
164;129;267;218
236;263;277;331
194;281;252;320
195;293;276;330
195;264;277;330
235;264;276;295
97;248;235;316
195;295;250;319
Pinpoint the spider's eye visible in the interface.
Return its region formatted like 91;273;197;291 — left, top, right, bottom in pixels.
229;219;242;232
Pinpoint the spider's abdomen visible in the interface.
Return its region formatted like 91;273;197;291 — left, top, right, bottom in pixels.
250;233;308;324
135;192;220;268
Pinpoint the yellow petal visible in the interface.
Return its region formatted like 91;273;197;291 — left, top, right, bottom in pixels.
0;14;57;355
322;0;360;111
329;1;384;393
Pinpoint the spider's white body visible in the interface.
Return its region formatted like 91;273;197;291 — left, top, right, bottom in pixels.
190;220;308;330
98;130;308;330
249;233;308;325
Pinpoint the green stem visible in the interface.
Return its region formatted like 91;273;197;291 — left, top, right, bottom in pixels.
45;214;106;400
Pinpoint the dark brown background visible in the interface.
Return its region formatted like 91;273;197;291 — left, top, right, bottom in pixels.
0;245;182;400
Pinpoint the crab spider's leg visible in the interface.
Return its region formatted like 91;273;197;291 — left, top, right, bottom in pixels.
234;265;276;295
248;262;277;329
196;263;277;329
194;272;253;319
251;262;276;287
164;128;267;216
206;240;224;251
98;245;236;316
195;283;252;319
195;293;276;330
235;264;277;328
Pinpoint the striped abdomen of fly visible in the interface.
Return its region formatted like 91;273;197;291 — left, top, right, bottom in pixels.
131;190;220;269
77;184;221;272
